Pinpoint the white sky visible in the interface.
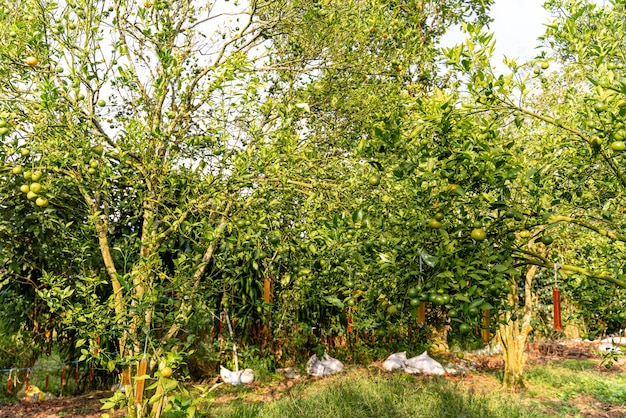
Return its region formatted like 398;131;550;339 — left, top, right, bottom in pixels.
489;0;552;63
441;0;553;67
443;0;607;67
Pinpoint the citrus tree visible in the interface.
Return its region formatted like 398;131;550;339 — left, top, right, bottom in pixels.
443;0;626;387
0;0;497;413
0;0;328;415
260;0;518;354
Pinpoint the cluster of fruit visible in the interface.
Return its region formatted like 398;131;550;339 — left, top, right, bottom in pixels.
12;165;49;207
427;211;487;241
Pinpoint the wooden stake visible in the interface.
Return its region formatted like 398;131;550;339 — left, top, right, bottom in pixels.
135;357;148;403
482;309;491;342
122;367;131;385
417;302;426;325
263;278;271;303
553;287;563;330
347;311;353;333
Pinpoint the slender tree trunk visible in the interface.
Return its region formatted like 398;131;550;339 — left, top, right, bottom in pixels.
498;264;537;389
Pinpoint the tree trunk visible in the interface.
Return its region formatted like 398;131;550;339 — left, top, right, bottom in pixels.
498;264;537;389
429;323;449;355
499;318;531;388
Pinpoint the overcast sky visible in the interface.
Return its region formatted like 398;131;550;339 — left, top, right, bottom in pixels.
441;0;553;66
489;0;552;62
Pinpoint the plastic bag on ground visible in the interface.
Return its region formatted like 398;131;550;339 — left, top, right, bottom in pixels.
382;352;407;371
601;337;626;346
307;353;344;377
321;353;344;373
598;343;622;353
220;365;255;385
443;360;475;375
404;351;445;375
306;354;324;377
276;367;303;379
19;385;56;403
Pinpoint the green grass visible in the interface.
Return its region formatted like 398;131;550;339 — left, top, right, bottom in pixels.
203;358;626;418
523;360;626;406
209;372;547;418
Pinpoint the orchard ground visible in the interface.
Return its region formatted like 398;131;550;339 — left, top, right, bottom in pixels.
1;340;624;418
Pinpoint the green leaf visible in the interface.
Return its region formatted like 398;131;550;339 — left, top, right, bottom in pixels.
324;296;345;309
469;298;485;309
454;294;470;303
149;392;163;405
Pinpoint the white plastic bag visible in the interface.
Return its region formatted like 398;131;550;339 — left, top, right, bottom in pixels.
321;353;344;373
276;367;303;379
220;365;255;385
382;352;407;371
307;353;344;377
404;351;445;375
306;354;325;377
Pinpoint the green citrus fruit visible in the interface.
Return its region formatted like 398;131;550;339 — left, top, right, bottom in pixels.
30;182;42;193
433;295;445;306
269;234;281;246
590;136;603;148
427;219;442;229
160;367;173;378
471;228;486;241
614;130;626;141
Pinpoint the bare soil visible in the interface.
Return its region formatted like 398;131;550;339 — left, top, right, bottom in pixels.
0;391;125;418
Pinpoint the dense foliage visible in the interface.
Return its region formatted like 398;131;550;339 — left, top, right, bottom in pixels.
1;0;625;413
